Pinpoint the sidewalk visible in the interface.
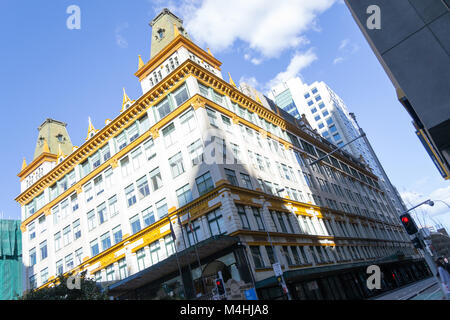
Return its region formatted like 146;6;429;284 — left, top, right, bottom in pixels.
372;277;437;300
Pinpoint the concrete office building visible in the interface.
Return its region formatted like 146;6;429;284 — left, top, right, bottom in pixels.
17;8;429;300
345;0;450;180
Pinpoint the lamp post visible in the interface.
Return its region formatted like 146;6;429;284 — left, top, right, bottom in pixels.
260;191;292;300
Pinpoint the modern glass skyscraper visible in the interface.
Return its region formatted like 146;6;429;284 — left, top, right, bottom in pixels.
269;78;407;215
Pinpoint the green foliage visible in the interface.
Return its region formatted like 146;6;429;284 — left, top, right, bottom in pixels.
20;271;110;300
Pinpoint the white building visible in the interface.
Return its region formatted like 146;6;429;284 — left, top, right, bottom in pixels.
16;9;425;300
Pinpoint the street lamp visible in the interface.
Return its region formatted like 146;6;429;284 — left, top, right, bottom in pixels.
308;133;366;167
259;191;292;300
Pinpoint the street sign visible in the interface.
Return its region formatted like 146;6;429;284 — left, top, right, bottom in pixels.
244;288;258;300
272;262;283;277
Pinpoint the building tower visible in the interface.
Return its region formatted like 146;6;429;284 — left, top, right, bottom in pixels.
33;119;73;160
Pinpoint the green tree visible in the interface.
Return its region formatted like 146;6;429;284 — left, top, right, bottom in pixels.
20;271;109;300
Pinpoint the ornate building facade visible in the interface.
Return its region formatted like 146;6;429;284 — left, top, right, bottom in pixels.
17;8;429;300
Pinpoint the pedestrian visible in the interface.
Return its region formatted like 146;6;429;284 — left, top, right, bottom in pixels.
436;257;450;300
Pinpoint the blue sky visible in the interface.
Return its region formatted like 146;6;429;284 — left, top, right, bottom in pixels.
0;0;448;229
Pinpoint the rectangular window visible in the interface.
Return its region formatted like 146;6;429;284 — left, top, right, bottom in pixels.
90;239;99;257
142;207;155;227
144;138;156;160
108;195;119;217
149;167;163;191
241;173;253;189
56;259;63;275
224;168;238;186
186;218;202;246
39;240;48;261
207;209;225;236
196;171;214;196
125;184;137;207
173;85;189;106
164;235;175;257
84;182;93;203
252;207;265;231
206;108;217;126
291;246;302;265
150;241;161;265
120;156;131;177
54;232;61;252
169;152;185;178
87;210;96;231
265;246;275;265
116;132;127;151
112;225;122;244
162;122;176;147
176;184;193;207
73;219;81;240
156;199;168;218
136;176;150;199
236;205;250;229
131;147;144;171
118;258;128;280
97;202;108;225
65;253;74;270
130;215;141;234
250;246;264;269
75;248;83;266
71;193;79;212
100;232;111;251
106;264;115;281
63;226;71;246
29;247;36;266
180;109;196;134
29;222;36;240
188;139;203;166
136;248;146;271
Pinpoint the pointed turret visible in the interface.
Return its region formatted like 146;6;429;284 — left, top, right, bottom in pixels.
138;55;145;69
173;23;180;37
207;48;214;57
21;158;27;170
228;72;237;88
121;88;135;112
42;139;50;153
86;117;98;141
57;144;66;162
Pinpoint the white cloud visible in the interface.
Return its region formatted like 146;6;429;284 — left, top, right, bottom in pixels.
265;49;317;90
338;39;350;51
238;76;260;89
115;23;129;48
333;57;344;64
165;0;336;59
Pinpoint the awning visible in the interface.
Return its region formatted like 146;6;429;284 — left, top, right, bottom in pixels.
255;255;419;289
107;235;240;295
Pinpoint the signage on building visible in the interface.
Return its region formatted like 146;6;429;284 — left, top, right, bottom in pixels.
272;262;283;277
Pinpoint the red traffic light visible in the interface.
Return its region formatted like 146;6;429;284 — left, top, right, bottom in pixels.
401;216;409;223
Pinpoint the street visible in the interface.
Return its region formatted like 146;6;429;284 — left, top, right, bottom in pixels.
373;277;444;300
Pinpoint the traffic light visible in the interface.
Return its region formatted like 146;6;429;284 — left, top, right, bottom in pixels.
400;213;419;235
215;278;225;295
411;236;423;249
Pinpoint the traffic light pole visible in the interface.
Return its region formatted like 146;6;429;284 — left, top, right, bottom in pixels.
400;200;447;299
